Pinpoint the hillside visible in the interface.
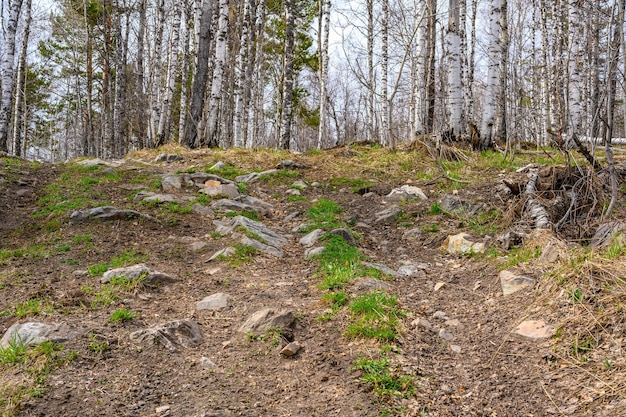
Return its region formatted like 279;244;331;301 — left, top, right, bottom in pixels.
1;145;626;417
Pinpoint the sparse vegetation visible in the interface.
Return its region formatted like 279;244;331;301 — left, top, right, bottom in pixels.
353;357;414;399
87;250;148;277
109;308;137;324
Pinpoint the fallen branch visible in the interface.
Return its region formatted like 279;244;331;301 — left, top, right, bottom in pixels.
525;173;552;229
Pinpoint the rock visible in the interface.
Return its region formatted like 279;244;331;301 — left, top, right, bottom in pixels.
276;160;310;170
330;228;356;246
284;211;300;222
353;278;391;292
234;195;275;211
497;229;526;250
411;317;432;331
438;328;455;341
304;247;325;259
300;229;324;247
70;206;157;223
513;320;553;340
450;345;462;353
285;189;301;196
239;309;296;334
374;205;402;224
190;241;208;252
188;172;235;186
155;153;183;163
77;158;121;168
1;322;89;348
397;263;427;276
432;311;449;320
143;193;179;204
208;247;237;261
191;204;214;216
100;264;178;286
403;228;423;240
292;180;308;189
155;405;171;414
385;185;427;202
200;356;216;368
130;320;202;351
538;243;560;263
211;198;269;217
434;282;446;291
200;183;239;199
445;319;462;327
280;341;302;357
161;174;183;192
361;262;399;278
210;161;226;170
240;236;283;257
72;269;88;276
443;232;485;255
439;194;482;214
213;216;287;248
196;293;231;311
235;169;279;183
499;270;536;296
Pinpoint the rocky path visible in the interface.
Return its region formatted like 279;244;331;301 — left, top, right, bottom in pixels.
0;152;618;416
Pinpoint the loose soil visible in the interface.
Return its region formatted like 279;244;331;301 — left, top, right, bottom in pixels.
1;147;625;417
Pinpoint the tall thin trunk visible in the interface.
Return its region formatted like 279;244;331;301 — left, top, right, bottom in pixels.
136;0;147;149
446;0;464;137
426;0;437;133
206;0;229;147
112;1;128;158
184;0;213;148
414;0;429;135
366;0;375;142
102;0;113;158
479;0;503;148
148;0;165;147
380;0;389;146
0;0;24;153
12;0;32;158
233;0;252;148
317;0;330;149
495;0;508;145
178;0;192;143
567;0;582;139
248;0;266;147
279;0;296;149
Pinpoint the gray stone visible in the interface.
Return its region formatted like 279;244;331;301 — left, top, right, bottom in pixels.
538;243;560;264
439;194;482;214
438;328;455;341
143;193;179;204
213;216;287;248
188;172;235;186
411;317;432;331
101;264;150;283
280;341;302;357
354;278;391;292
443;232;485;255
200;183;239;199
130;320;202;351
589;222;626;248
403;228;423;240
1;322;88;348
499;270;536;296
155;405;171;414
200;356;216;368
285;189;301;196
432;311;449;320
385;185;427;202
397;263;427;276
304;247;325;259
361;262;398;278
77;158;121;168
240;236;283;257
191;204;214;216
450;345;462;353
70;206;157;223
190;241;208;252
196;293;232;311
239;309;296;334
330;228;357;246
155;153;183;163
161;174;183;192
211;199;269;217
208;247;237;261
513;320;553;341
292;180;308;189
284;211;300;222
276;160;310;170
300;229;324;247
235;169;280;183
234;195;275;211
374;205;402;224
210;161;226;170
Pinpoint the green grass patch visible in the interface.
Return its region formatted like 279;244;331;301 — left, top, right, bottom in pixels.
0;335;28;365
87;249;148;277
322;291;350;313
109;308;136;324
305;198;344;230
217;244;258;267
14;298;53;318
346;292;405;342
502;246;542;269
227;210;259;221
287;195;307;203
328;177;374;192
205;163;246;180
159;201;192;214
353;357;415;399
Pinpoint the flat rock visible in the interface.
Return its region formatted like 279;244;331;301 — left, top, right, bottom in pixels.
513;320;553;340
499;270;536;296
161;174;183;192
190;241;208;252
361;262;399;278
200;356;216;368
208;247;237;261
434;282;446;291
240;236;283;257
100;264;178;286
200;183;239;199
304;247;325;259
432;311;449;320
276;160;310;170
397;263;427;276
143;193;179;204
235;169;279;183
353;278;391;292
191;204;214;216
443;232;485;255
403;228;423;240
196;293;232;311
330;228;356;246
188;172;235;186
70;206;157;223
439;194;483;214
385;185;427;202
130;320;202;351
374;205;402;224
438;328;455;341
285;189;301;196
300;229;324;247
211;198;269;217
280;341;302;357
1;322;88;348
234;195;275;211
155;153;183;163
210;161;226;170
77;158;121;168
292;180;308;189
239;309;296;334
411;317;432;331
214;216;287;248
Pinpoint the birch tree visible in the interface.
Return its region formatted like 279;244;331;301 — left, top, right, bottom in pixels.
317;0;330;149
446;0;464;137
233;0;253;148
278;0;296;149
0;0;25;153
206;0;230;147
12;0;32;157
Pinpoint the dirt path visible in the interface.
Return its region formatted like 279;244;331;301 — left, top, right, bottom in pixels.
0;152;621;417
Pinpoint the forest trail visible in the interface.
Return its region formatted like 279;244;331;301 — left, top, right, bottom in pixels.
1;146;625;416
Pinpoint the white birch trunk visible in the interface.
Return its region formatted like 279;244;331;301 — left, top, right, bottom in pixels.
233;0;252;148
317;0;330;149
446;0;464;136
567;0;582;139
178;0;192;143
480;0;502;147
12;0;32;157
206;0;229;147
148;0;165;147
248;0;266;148
366;0;375;142
279;0;296;149
380;0;389;146
0;0;24;153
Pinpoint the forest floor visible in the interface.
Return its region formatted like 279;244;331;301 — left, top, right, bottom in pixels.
1;143;626;417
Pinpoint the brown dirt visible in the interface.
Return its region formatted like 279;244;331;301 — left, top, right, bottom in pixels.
1;148;625;417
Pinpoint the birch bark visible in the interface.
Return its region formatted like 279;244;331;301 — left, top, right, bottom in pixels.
233;0;252;148
446;0;464;137
206;0;230;147
12;0;32;157
279;0;296;149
